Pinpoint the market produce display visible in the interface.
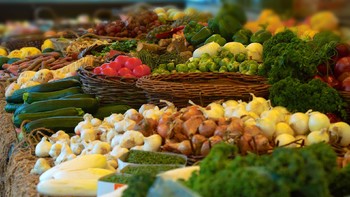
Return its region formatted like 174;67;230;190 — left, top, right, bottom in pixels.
1;1;350;197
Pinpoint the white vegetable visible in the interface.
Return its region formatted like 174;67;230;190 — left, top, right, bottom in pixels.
308;112;330;132
274;122;294;137
91;118;102;127
106;128;118;144
260;108;284;124
244;118;256;127
111;135;123;147
80;129;97;142
49;143;62;160
119;130;144;149
37;179;97;196
114;119;126;133
5;82;20;97
52;168;114;180
289;112;310;135
35;137;52;157
193;42;221;58
110;146;129;159
190;100;224;119
306;129;330;145
104;113;124;126
222;100;238;109
49;130;70;144
70;136;84;155
295;135;307;147
90;142;111;155
75;120;94;135
246;43;263;62
143;107;163;120
123;119;136;132
55;144;76;165
329;122;350;146
31;158;51;175
143;134;162;152
245;93;269;116
256;118;275;140
222;42;247;55
275;134;296;148
40;154;107;181
138;104;157;115
124;109;140;120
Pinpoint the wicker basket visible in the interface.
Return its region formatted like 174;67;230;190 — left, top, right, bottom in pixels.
136;72;270;108
78;67;147;109
338;91;350;121
2;34;46;51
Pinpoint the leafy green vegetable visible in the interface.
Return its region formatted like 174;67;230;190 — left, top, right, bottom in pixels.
122;173;156;197
100;173;131;184
185;142;345;197
122;165;182;175
126;150;186;165
269;77;347;119
92;40;137;56
262;30;338;84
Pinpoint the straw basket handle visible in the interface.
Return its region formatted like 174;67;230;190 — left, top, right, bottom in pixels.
34;7;59;23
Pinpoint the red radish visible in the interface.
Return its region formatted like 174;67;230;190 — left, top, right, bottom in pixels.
317;64;329;76
125;57;142;70
335;57;350;77
114;55;130;65
101;67;117;76
323;75;341;89
118;67;132;76
93;67;102;74
326;113;341;123
342;76;350;91
108;61;123;71
133;64;151;77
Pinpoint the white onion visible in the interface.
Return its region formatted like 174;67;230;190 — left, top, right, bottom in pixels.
244;118;256;127
306;129;329;145
222;100;238;109
275;134;296;148
256;118;275;140
275;122;294;137
289;112;309;135
295;135;307;147
308;112;330;132
260;110;280;124
245;93;269;116
329;122;350;146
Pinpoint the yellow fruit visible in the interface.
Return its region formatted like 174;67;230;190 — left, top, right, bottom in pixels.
157;13;168;21
8;50;23;59
311;11;338;31
0;47;8;56
274;26;287;35
20;47;41;59
258;9;277;23
184;7;197;16
244;21;262;34
300;30;318;40
41;39;55;51
173;12;186;20
153;7;166;14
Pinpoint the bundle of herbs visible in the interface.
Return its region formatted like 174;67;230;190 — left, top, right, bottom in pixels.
126;150;186;165
91;39;138;56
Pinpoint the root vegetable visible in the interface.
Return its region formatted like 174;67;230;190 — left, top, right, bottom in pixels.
183;115;205;137
256;118;275;140
308;112;330;132
157;121;173;139
119;130;144;149
214;125;228;137
163;140;193;155
275;134;296;148
200;136;223;156
143;134;162;151
192;134;207;155
198;119;217;137
31;158;51;175
306;129;330;145
49;143;62;160
181;106;202;121
55;144;76;165
227;117;244;134
35;137;52;157
328;122;350;146
274;122;294;137
289;112;310;135
134;118;158;137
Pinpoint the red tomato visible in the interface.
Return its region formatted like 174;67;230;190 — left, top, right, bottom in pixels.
337;72;350;82
114;55;130;66
125;57;142;70
133;64;151;77
101;67;118;76
108;61;123;71
342;76;350;91
118;67;132;76
93;67;102;74
101;63;110;69
122;73;136;78
326;113;342;123
334;57;350;77
313;75;325;82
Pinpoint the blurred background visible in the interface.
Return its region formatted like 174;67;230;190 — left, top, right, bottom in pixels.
0;0;349;39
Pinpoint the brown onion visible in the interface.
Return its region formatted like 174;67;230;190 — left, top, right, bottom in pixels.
192;134;207;153
198;119;217;137
243;125;262;136
163;140;193;156
157;122;172;139
214;125;228;137
182;106;203;121
200;135;223;156
183;115;205;137
227;117;244;134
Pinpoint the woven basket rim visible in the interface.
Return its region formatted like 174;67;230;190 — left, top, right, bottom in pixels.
78;67;138;85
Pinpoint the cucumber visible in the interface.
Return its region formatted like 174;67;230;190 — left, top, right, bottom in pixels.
23;116;84;133
13;107;84;128
23;86;82;104
93;104;131;119
5;103;23;113
6;79;81;103
63;94;95;99
14;98;99;116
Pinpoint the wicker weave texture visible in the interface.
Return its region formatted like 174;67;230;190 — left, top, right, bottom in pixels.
137;72;270;107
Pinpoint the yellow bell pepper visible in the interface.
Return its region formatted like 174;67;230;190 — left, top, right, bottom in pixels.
8;50;23;59
20;47;41;59
0;47;8;56
310;11;338;31
41;39;55;51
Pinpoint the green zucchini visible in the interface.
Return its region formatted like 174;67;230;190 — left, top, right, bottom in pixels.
23;86;82;104
23;116;84;133
63;93;95;99
14;98;99;116
93;104;132;119
6;79;81;103
5;103;23;113
13;107;84;128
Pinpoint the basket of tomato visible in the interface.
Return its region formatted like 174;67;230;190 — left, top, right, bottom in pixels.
78;55;151;108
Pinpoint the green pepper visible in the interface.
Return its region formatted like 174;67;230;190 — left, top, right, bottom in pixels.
184;21;204;43
198;64;208;72
158;63;167;70
235;53;246;63
219;48;234;59
187;62;197;70
167;62;175;71
206;62;219;72
219;58;230;67
213;57;222;65
219;66;228;73
176;64;189;73
204;34;226;46
190;26;213;46
250;29;272;44
232;29;252;45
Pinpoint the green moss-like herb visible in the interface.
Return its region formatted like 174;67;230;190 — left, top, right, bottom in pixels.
126;150;186;165
122;165;181;175
100;173;132;184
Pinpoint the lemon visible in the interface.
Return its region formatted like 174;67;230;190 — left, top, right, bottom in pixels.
41;39;55;51
8;50;23;59
0;47;8;56
20;47;41;58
